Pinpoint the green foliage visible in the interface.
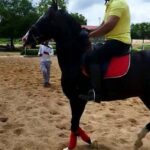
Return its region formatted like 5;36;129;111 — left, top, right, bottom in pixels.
71;13;87;25
0;38;8;44
0;0;40;49
0;0;40;38
37;0;86;25
1;0;149;51
0;38;22;46
0;0;86;39
131;22;150;39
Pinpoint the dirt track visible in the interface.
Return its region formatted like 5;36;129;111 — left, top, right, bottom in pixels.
0;55;150;150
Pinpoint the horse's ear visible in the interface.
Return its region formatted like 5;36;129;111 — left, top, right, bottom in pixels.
44;1;57;19
51;0;58;11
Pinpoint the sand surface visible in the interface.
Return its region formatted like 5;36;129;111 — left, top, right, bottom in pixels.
0;55;150;150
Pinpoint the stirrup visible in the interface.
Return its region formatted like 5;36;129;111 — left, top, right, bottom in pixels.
79;89;101;103
89;89;101;103
89;89;96;100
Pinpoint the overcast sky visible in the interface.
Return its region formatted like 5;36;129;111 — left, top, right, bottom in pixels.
67;0;150;25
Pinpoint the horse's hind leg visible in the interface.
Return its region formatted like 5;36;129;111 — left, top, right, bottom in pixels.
134;95;150;150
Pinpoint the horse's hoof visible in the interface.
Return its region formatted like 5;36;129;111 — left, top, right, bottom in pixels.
87;138;92;144
134;140;143;150
91;140;100;149
63;147;70;150
63;147;71;150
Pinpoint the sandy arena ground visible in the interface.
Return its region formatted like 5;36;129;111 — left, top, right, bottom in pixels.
0;55;150;150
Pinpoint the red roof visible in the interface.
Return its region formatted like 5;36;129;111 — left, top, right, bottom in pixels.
81;25;98;31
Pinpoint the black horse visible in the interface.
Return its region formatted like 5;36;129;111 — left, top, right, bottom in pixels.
24;3;150;150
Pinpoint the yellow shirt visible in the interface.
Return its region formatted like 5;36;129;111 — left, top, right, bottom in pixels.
104;0;131;44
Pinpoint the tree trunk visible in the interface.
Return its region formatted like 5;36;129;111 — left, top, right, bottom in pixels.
142;38;144;50
10;36;15;50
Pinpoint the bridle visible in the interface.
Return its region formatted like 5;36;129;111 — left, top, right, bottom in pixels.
29;25;41;45
31;34;39;45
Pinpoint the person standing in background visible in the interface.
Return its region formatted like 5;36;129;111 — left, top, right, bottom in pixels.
38;41;53;87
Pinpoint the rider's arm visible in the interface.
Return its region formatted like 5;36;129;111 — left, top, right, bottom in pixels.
89;15;120;38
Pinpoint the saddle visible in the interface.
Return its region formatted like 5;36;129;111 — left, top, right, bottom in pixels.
104;54;130;79
82;53;130;79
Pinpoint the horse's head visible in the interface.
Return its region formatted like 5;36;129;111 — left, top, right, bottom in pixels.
24;0;89;55
24;3;58;47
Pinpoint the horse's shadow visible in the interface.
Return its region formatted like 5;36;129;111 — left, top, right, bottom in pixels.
58;140;111;150
78;140;150;150
78;143;111;150
58;142;149;150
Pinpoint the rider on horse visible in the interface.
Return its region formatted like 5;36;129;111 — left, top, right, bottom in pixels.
81;0;131;102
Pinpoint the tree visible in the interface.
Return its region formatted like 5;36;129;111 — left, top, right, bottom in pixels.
0;0;39;49
37;0;87;25
71;13;87;25
131;22;150;39
131;22;150;50
0;0;87;49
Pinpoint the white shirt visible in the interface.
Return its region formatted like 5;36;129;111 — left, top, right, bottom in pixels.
38;44;52;62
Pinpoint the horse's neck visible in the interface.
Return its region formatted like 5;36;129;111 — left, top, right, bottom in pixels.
52;10;87;68
54;10;81;41
55;37;83;69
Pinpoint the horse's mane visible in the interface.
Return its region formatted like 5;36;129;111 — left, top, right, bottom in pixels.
47;9;90;69
53;9;82;42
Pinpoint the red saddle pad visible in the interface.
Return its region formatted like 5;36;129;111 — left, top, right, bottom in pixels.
104;54;130;79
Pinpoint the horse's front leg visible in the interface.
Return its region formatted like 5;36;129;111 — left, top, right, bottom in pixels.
134;123;150;150
68;97;92;149
61;78;91;149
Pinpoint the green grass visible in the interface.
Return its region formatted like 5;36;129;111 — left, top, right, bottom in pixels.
143;44;150;50
20;49;38;56
133;44;150;51
0;38;8;45
0;38;22;46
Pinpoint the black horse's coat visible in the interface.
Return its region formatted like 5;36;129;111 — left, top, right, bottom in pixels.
25;4;150;143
